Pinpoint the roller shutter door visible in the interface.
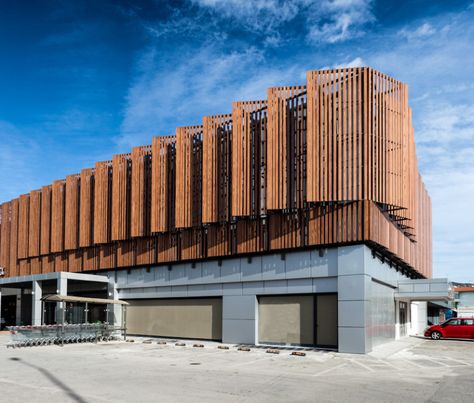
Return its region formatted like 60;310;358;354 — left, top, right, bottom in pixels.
126;298;222;341
258;295;314;345
258;294;338;347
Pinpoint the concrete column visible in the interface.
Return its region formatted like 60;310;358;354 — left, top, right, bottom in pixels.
337;245;372;354
108;281;122;327
56;274;67;323
32;281;43;325
16;289;22;325
222;295;257;345
0;288;2;329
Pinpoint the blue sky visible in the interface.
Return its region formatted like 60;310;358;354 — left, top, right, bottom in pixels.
1;0;473;281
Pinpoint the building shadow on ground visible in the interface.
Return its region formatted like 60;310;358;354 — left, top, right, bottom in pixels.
9;357;87;403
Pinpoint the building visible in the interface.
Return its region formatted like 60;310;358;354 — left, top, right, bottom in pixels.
0;67;449;353
453;286;474;317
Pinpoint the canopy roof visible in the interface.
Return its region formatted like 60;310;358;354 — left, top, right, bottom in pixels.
42;294;129;305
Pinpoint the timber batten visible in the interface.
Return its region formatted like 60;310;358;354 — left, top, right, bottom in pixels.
0;67;432;278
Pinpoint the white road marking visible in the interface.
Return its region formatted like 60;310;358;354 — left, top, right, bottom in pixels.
312;362;347;377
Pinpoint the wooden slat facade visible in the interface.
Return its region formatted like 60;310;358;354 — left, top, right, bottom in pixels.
0;68;432;279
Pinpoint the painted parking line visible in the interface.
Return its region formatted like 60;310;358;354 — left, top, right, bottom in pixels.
348;359;376;372
312;362;347;377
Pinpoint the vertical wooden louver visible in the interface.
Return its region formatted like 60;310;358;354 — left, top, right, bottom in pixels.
28;190;41;257
131;146;151;237
18;194;30;259
93;161;111;244
202;115;232;223
175;126;203;228
79;168;94;247
267;86;306;210
65;175;80;250
51;180;65;253
232;101;267;217
0;67;432;279
0;202;11;271
151;136;175;233
112;154;131;240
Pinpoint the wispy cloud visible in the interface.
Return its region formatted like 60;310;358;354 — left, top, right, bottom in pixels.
399;22;436;40
306;0;374;43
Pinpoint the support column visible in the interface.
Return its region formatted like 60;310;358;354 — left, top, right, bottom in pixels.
32;281;43;326
337;245;372;354
107;281;121;327
56;274;67;323
222;295;257;345
16;289;22;325
0;288;3;330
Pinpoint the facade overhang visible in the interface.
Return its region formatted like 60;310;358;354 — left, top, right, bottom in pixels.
395;278;453;302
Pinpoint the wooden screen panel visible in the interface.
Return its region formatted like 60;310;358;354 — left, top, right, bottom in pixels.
207;224;229;257
55;252;68;272
99;244;115;269
51;180;65;253
117;240;134;267
41;255;54;273
232;101;267;217
267;87;306;210
175;126;202;228
151;136;175;233
9;199;19;277
28;190;41;257
18;194;30;259
68;250;83;273
202;115;232;223
79;168;94;247
157;233;177;263
180;229;203;261
0;202;11;270
268;212;303;250
83;247;99;271
236;220;262;254
131;146;151;237
65;175;80;250
136;238;155;266
18;259;30;276
307;68;364;204
112;154;131;241
93;161;112;244
40;186;51;254
30;257;41;275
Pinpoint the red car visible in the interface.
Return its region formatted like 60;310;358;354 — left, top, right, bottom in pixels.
424;318;474;340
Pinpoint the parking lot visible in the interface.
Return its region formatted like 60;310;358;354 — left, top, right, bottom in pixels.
0;333;473;403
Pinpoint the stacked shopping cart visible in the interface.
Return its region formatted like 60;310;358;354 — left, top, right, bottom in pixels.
7;323;121;348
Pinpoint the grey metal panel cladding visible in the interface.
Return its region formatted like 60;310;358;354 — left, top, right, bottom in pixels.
126;298;222;341
370;281;395;346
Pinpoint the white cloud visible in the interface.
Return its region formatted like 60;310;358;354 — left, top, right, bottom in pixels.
306;0;374;43
119;46;302;148
399;22;436;40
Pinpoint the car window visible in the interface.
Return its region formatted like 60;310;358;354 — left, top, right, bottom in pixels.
461;319;474;326
446;319;460;326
